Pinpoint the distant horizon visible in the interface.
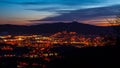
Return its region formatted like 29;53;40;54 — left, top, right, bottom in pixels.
0;21;115;26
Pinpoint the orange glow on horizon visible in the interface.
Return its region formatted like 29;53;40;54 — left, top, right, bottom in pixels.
0;19;33;25
95;23;119;26
0;17;119;26
81;17;119;26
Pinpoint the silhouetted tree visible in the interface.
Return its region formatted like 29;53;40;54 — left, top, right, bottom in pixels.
106;14;120;45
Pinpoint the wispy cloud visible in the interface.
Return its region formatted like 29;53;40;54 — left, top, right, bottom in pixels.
0;0;105;16
31;5;120;25
0;0;103;5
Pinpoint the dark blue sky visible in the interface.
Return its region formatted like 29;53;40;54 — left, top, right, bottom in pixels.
0;0;120;26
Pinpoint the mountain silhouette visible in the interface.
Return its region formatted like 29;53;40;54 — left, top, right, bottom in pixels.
0;22;114;35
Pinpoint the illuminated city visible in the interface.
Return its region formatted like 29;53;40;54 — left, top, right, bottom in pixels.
0;31;116;48
0;31;117;67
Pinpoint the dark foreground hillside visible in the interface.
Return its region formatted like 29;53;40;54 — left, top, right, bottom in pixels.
0;44;120;68
48;45;120;68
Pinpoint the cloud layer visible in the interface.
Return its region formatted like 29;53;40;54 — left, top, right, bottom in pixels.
32;5;120;25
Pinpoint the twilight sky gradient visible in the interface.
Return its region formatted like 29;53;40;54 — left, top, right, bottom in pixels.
0;0;120;26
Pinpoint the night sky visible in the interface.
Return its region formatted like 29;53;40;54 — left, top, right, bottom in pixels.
0;0;120;26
